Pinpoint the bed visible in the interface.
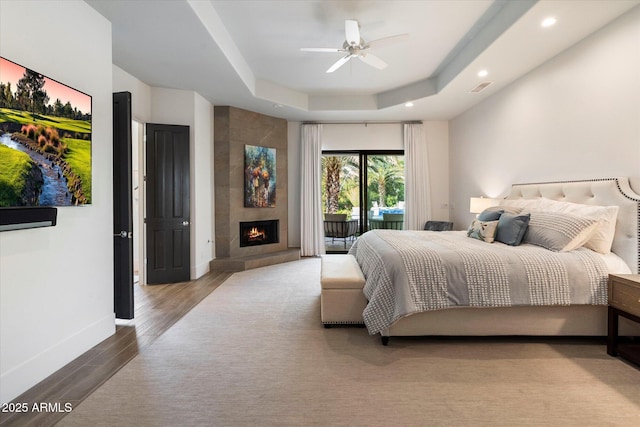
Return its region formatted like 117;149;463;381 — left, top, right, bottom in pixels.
348;177;640;344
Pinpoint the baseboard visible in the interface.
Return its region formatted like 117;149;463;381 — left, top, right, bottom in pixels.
192;260;211;280
0;313;115;404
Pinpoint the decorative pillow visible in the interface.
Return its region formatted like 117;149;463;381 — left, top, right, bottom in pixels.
535;198;618;254
495;213;530;246
467;220;499;243
523;212;598;252
478;208;503;221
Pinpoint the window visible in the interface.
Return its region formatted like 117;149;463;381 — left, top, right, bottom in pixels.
365;153;405;231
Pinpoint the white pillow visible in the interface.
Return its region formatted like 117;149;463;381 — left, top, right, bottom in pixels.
499;198;540;212
535;198;618;254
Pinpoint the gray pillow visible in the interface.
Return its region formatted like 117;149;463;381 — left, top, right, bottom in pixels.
495;213;530;246
523;212;598;252
478;208;503;221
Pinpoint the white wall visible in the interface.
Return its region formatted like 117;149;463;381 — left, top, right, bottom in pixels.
322;123;403;150
287;121;450;247
450;6;640;229
193;92;215;267
0;0;115;403
112;64;151;123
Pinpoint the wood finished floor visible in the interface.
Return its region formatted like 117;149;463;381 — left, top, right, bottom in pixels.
0;269;233;427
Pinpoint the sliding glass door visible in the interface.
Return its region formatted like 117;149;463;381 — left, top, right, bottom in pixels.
321;150;404;252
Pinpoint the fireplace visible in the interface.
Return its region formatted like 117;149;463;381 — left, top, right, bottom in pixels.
239;220;279;247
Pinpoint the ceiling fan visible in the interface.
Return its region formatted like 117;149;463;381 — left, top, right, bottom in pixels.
300;19;408;73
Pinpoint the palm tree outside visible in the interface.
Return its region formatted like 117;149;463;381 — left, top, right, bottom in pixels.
321;154;358;216
367;155;404;209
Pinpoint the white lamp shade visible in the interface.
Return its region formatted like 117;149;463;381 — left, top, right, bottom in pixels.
469;197;499;214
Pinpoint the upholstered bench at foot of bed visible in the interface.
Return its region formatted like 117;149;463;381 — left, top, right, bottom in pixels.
320;254;367;327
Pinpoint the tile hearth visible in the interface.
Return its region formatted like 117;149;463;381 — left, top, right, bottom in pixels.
210;249;300;272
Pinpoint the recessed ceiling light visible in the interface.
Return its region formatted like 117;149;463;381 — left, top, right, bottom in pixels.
477;69;488;78
541;17;557;27
405;102;414;107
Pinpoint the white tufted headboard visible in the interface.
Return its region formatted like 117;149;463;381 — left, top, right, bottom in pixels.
505;177;640;274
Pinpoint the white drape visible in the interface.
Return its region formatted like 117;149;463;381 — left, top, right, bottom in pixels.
403;123;432;230
300;124;326;256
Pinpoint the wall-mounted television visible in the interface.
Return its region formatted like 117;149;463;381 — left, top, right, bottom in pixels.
0;56;92;207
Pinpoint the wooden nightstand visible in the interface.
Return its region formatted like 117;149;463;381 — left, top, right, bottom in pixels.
607;274;640;366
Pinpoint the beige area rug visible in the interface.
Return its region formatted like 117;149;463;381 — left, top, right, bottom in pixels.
60;258;640;426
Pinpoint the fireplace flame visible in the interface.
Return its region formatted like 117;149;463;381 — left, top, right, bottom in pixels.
248;227;266;240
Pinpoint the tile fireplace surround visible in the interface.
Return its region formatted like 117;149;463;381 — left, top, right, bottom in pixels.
212;106;299;271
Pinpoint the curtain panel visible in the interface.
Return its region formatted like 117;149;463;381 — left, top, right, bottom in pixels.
403;123;432;230
300;124;326;256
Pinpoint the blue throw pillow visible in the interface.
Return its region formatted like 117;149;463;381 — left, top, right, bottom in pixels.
478;208;504;221
495;213;530;246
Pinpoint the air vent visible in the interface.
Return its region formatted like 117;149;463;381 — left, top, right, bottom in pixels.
469;81;493;93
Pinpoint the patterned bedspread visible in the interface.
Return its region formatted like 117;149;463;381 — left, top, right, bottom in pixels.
348;230;608;335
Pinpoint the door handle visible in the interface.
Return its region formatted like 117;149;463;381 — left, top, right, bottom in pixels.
182;221;190;226
114;231;132;238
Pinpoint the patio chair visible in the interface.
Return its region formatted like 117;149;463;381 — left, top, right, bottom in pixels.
424;220;454;231
324;214;358;248
369;213;404;230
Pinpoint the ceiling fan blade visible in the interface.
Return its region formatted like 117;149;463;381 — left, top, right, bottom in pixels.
300;47;343;53
326;54;352;73
365;33;409;49
345;19;360;46
359;52;387;70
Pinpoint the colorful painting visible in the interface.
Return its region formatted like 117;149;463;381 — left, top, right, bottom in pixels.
0;56;92;206
244;145;276;208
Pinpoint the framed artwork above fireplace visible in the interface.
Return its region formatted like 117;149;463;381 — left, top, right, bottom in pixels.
244;144;276;208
